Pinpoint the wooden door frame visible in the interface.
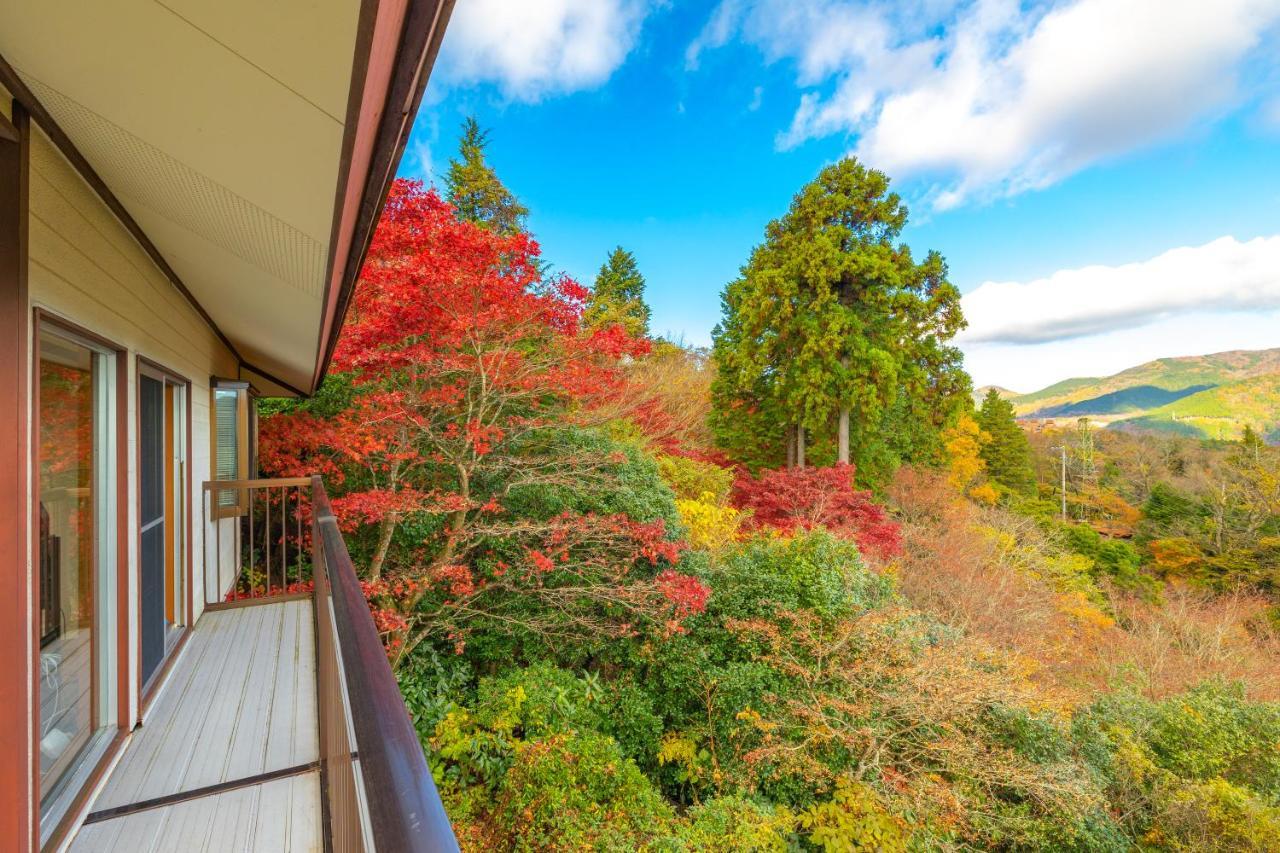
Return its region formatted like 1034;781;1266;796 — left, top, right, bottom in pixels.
0;97;33;853
135;356;193;718
31;308;130;853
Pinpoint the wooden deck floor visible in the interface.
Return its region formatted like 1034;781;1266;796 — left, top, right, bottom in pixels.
68;772;320;852
68;600;320;852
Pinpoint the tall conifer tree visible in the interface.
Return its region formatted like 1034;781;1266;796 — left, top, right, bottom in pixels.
711;158;968;482
976;389;1036;495
584;246;651;336
445;117;528;235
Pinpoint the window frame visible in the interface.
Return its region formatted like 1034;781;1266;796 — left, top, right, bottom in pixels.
209;378;250;519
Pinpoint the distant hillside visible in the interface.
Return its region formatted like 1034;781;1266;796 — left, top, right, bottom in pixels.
972;385;1019;406
1011;376;1100;410
1031;384;1214;417
1114;374;1280;442
1012;348;1280;418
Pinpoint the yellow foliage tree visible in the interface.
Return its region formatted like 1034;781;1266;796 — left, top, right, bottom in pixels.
943;414;995;504
1149;538;1205;574
676;493;743;552
798;779;910;852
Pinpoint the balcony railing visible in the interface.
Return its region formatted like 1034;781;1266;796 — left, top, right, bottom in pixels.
201;476;313;606
201;476;458;851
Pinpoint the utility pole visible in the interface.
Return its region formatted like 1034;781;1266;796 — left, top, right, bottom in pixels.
1051;444;1067;521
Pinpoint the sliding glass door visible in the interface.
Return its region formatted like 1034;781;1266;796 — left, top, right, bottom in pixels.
36;321;118;824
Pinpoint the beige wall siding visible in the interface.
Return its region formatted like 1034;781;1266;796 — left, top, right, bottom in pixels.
26;123;238;726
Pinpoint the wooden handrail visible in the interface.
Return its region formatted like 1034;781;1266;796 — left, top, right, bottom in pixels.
312;476;458;852
202;476;312;490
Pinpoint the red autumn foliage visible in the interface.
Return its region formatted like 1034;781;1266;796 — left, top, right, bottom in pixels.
259;180;708;656
260;182;655;571
732;463;902;560
656;569;712;621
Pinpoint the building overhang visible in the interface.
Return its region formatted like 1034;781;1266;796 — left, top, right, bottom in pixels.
0;0;453;395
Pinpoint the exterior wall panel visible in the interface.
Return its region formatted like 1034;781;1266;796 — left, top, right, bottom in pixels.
18;118;239;848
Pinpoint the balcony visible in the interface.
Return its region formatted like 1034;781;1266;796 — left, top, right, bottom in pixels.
66;478;457;852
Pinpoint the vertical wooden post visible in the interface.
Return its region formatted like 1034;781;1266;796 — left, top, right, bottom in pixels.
0;100;32;852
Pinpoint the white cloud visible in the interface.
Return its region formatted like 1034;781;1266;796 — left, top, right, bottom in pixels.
962;310;1280;392
956;235;1280;390
409;138;435;183
439;0;656;102
692;0;1280;207
958;235;1280;344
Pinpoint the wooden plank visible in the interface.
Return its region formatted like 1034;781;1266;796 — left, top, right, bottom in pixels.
222;603;284;782
148;778;221;853
266;601;320;771
65;814;125;852
253;768;291;851
68;803;162;852
285;772;322;852
198;784;258;853
108;806;167;851
295;604;320;761
137;608;246;800
204;591;311;613
37;627;92;735
263;601;300;773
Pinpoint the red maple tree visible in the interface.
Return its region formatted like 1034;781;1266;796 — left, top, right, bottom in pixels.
732;463;902;560
260;180;706;660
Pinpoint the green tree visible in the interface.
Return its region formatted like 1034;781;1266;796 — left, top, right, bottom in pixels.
976;389;1036;495
585;246;651;336
445;117;528;235
1241;424;1266;462
710;158;967;480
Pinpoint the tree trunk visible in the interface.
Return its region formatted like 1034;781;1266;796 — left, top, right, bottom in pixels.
796;425;806;468
785;424;797;469
837;354;851;464
838;408;850;464
438;463;471;567
368;512;398;580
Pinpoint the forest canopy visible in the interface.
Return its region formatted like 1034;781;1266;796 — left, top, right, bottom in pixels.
259;124;1280;851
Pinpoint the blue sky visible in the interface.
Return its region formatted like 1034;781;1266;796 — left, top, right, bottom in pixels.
401;0;1280;392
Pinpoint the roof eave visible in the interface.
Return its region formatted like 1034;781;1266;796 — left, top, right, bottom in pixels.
311;0;456;395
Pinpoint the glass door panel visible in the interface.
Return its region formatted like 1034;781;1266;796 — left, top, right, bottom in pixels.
37;325;116;812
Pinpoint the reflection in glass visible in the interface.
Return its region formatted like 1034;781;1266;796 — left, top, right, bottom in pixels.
37;328;107;806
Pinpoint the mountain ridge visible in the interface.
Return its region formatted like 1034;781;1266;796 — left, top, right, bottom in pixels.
1003;347;1280;441
1010;347;1280;418
1114;374;1280;442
